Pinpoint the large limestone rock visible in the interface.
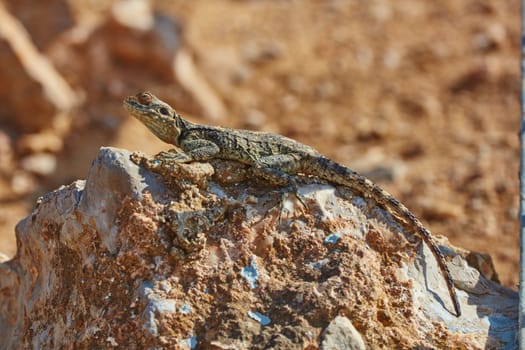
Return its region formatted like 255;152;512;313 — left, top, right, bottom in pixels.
0;147;518;349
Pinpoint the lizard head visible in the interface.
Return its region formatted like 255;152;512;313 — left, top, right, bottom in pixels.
123;91;182;145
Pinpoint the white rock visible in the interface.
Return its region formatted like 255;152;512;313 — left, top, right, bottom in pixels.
322;316;366;350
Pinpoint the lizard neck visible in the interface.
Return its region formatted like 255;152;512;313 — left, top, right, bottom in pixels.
175;113;190;131
170;113;193;145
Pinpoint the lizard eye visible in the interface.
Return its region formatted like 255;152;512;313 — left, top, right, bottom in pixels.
159;107;170;116
137;92;153;105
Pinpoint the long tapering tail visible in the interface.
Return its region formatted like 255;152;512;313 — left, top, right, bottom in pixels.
301;155;461;317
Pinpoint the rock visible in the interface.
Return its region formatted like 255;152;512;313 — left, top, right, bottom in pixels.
106;2;181;76
383;48;402;69
16;132;64;154
315;80;339;99
19;153;57;176
321;316;366;350
472;23;507;52
0;130;14;175
242;41;284;64
0;147;518;349
174;48;227;121
3;0;73;50
0;252;10;263
10;170;37;195
243;108;267;129
0;2;78;132
449;65;489;93
111;0;154;32
54;0;182;103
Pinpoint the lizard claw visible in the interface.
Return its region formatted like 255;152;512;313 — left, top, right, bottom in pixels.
294;190;308;209
276;183;308;222
287;178;308;209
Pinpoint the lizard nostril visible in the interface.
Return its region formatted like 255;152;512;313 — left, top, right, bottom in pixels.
137;92;153;105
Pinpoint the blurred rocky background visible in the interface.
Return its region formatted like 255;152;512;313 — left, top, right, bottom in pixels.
0;0;519;292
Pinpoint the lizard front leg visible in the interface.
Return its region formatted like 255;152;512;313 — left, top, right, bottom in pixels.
131;139;219;191
131;139;219;180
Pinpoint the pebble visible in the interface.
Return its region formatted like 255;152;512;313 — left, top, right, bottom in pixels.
20;153;57;176
17;132;63;154
472;23;506;51
315;81;338;99
11;170;37;195
0;252;10;262
244;109;267;128
321;316;366;350
383;49;402;69
0;130;13;172
242;41;284;64
112;0;154;31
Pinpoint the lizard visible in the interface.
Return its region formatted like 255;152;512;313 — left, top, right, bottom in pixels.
123;91;461;317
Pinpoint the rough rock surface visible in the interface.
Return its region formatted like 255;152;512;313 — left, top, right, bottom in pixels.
0;147;518;349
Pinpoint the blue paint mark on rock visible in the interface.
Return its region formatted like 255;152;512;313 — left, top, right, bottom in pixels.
241;256;259;289
180;303;192;315
180;335;197;349
324;232;341;244
248;310;271;326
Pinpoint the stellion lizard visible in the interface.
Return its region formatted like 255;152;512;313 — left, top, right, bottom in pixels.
124;91;461;317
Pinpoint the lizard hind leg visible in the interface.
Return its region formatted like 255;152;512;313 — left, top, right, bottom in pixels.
251;154;308;217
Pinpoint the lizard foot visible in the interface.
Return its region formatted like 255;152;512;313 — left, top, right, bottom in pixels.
156;150;193;163
277;183;308;222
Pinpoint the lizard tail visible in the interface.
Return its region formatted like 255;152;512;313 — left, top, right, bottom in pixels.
302;155;461;317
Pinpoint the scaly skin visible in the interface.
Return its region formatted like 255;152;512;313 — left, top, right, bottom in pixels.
124;91;461;317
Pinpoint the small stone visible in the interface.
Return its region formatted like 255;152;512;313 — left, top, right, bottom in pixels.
20;153;57;176
242;41;284;64
370;2;392;21
244;109;267;129
472;23;507;51
281;94;299;111
112;0;154;31
315;81;338;99
287;76;307;93
17;132;63;154
383;49;402;69
0;251;10;262
418;197;464;221
11;170;37;195
355;47;374;69
0;130;13;172
321;316;366;350
231;64;251;84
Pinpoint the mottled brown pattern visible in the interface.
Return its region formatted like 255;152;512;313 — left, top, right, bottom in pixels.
124;91;461;317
